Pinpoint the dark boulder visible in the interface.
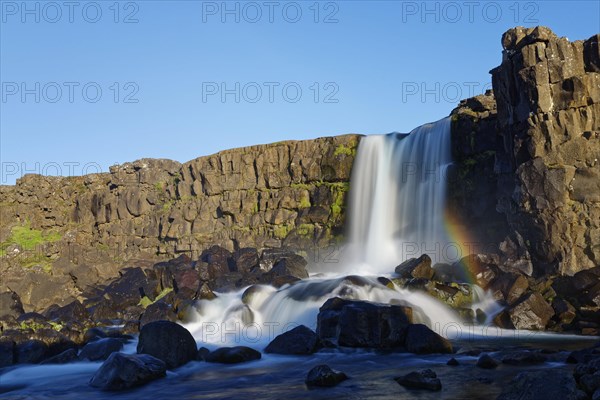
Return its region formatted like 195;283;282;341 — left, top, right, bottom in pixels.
552;298;577;326
580;372;600;396
16;340;48;364
264;325;320;355
490;273;529;304
139;302;177;328
395;369;441;391
305;364;348;387
317;298;413;349
201;245;235;278
204;346;261;364
395;255;434;280
447;357;459;366
0;291;24;319
44;300;89;323
476;353;499;369
89;352;166;391
501;351;546;365
137;320;197;369
0;341;15;367
497;369;586;400
79;338;124;361
154;255;200;294
103;268;158;308
267;255;309;280
234;248;259;273
404;324;453;354
196;346;210;361
455;254;499;289
41;348;78;364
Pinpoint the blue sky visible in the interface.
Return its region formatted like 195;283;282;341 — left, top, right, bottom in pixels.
1;0;598;184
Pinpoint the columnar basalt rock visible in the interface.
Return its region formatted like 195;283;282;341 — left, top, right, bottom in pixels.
0;135;360;311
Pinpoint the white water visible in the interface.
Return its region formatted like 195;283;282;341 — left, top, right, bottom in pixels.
345;117;453;273
183;117;486;346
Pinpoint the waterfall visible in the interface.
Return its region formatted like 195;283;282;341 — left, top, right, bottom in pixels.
345;117;453;274
183;117;472;346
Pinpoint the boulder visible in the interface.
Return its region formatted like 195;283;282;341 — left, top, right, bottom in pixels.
455;254;499;289
79;338;124;361
447;357;459;366
305;364;348;387
16;340;48;364
395;369;441;391
201;245;235;278
476;353;499;369
139;302;177;328
0;341;15;367
264;325;320;355
507;292;554;330
404;324;453;354
267;255;309;280
103;268;158;309
501;351;546;366
395;255;434;280
153;255;200;294
490;273;529;304
89;352;166;391
204;346;261;364
0;291;24;319
316;298;412;349
137;320;197;369
580;372;600;396
41;348;78;364
497;369;586;400
233;248;259;273
44;300;89;323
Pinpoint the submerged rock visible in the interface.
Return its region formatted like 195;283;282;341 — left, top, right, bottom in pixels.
41;348;78;364
497;369;585;400
89;352;166;391
264;325;320;355
395;369;441;391
501;351;546;366
204;346;261;364
447;357;459;366
137;320;197;369
305;364;348;387
476;353;499;369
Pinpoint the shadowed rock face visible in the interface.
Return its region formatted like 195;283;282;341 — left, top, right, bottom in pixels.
0;135;360;311
451;26;600;277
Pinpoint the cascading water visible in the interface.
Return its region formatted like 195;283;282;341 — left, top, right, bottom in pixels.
344;117;453;274
184;117;482;346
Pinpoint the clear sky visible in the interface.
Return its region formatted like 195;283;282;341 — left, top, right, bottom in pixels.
1;0;598;184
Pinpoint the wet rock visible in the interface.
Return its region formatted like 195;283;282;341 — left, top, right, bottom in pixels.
16;340;48;364
265;325;320;355
89;352;166;391
41;348;78;364
139;302;177;328
501;351;546;365
395;254;433;280
0;341;16;367
426;282;473;309
580;372;600;396
497;369;585;400
0;291;24;319
137;320;197;369
103;268;158;309
305;364;348;387
204;346;261;364
267;255;309;280
404;324;453;354
196;347;210;361
201;245;235;278
234;247;259;273
79;338;124;361
316;298;413;349
476;353;499;369
44;300;89;323
507;292;554;330
447;357;459;366
395;369;441;391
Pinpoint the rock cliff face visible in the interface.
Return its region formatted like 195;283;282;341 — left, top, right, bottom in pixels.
0;135;360;310
450;27;600;277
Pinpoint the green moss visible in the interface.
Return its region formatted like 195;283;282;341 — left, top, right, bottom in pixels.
296;224;315;237
334;144;356;157
138;287;173;309
273;224;291;239
299;196;311;209
5;222;61;251
154;181;165;191
290;183;311;190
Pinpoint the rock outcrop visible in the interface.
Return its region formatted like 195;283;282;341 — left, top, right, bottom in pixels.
0;135;360;311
